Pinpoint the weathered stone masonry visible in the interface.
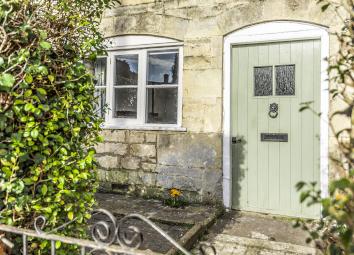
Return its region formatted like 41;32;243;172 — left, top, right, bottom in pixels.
96;0;346;204
96;130;222;203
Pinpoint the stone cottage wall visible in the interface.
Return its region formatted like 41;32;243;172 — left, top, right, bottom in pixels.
96;0;345;203
96;130;222;202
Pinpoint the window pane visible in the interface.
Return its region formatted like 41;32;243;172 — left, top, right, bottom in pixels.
147;52;179;85
94;58;106;86
146;88;177;124
94;88;106;118
276;65;295;96
254;66;273;96
116;55;138;85
114;88;137;118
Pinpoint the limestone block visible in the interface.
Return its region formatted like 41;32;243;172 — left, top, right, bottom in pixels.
331;114;351;135
108;170;129;184
330;97;351;117
101;130;125;142
128;171;143;185
120;0;155;6
184;56;214;70
156;165;204;192
183;69;222;98
184;38;212;57
99;17;115;35
181;101;205;132
141;172;157;186
97;169;107;181
141;163;157;172
127;131;145;143
157;133;222;169
95;143;128;155
96;155;119;169
157;174;202;192
113;15;138;35
144;157;157;163
203;97;222;133
185;17;221;37
134;13;163;34
164;7;190;21
145;133;157;143
202;168;223;199
121;157;141;170
130;144;156;158
160;16;189;38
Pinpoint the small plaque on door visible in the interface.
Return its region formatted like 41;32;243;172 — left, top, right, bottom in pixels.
261;133;288;142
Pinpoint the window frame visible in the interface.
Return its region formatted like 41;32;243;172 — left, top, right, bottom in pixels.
252;64;297;98
101;45;184;130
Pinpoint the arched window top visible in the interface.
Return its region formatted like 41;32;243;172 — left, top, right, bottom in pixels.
105;35;182;50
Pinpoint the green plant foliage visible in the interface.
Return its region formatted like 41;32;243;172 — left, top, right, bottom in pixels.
296;1;354;254
0;0;119;253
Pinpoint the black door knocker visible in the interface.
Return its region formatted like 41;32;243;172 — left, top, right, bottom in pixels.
268;103;278;118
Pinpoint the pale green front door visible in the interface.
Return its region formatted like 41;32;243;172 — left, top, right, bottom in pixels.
231;40;321;218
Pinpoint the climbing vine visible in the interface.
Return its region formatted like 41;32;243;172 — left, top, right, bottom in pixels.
0;0;118;253
296;1;354;254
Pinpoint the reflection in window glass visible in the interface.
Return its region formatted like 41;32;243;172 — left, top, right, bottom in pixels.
114;88;137;118
146;88;177;124
94;89;106;118
94;58;107;87
116;55;138;85
254;66;273;96
147;52;178;85
94;58;107;118
276;65;295;96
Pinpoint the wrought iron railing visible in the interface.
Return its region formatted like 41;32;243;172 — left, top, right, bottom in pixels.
0;208;215;255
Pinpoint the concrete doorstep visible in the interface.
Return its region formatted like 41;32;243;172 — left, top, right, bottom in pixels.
193;211;320;255
201;234;318;255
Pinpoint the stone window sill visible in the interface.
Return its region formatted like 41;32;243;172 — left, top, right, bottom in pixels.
102;124;187;132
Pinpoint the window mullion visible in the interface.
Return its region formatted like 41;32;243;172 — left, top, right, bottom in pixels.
106;53;114;124
139;50;148;124
177;46;183;127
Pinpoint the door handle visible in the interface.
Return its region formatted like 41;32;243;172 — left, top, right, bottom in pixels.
232;137;242;144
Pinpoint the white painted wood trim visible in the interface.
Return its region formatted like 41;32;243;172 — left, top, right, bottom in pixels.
222;21;329;209
102;124;187;131
102;35;184;129
106;35;182;50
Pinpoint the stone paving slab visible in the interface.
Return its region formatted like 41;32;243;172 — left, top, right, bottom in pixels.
209;234;318;255
194;211;319;255
95;193;223;254
96;193;222;226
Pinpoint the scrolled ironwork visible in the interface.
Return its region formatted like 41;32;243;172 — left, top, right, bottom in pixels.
0;207;217;255
90;209;118;247
34;215;47;235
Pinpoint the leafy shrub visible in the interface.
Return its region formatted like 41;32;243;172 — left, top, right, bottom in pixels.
0;0;118;253
296;1;354;254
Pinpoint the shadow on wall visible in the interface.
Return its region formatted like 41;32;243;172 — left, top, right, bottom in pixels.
232;136;246;209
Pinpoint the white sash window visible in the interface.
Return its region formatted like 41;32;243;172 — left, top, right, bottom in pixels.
94;36;184;130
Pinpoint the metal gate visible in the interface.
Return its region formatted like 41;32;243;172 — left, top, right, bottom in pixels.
0;209;215;255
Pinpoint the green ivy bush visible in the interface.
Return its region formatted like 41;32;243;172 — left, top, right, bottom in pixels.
0;0;118;253
296;1;354;254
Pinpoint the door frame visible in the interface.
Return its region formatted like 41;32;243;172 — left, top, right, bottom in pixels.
222;21;330;209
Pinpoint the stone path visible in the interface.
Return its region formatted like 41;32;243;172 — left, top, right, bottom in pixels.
95;193;319;255
94;193;222;254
